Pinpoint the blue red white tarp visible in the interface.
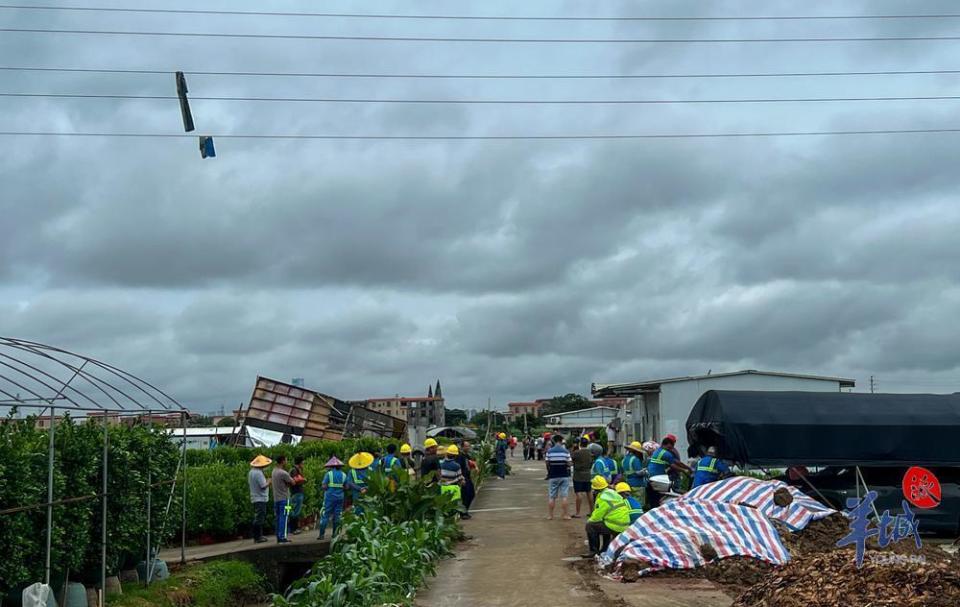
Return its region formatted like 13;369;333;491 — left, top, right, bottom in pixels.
681;476;836;531
600;498;791;572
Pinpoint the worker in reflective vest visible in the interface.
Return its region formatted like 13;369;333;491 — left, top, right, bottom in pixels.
589;443;614;483
318;456;347;539
439;444;466;512
646;434;693;509
692;446;731;488
583;476;631;557
615;482;644;524
621;441;648;491
380;444;402;478
347;452;374;515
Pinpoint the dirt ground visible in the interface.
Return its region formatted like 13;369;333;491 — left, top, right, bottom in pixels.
415;458;731;607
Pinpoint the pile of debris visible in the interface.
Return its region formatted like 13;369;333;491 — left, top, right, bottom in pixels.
632;513;957;602
733;549;960;607
774;513;850;556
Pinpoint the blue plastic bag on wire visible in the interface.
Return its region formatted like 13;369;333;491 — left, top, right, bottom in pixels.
199;136;216;158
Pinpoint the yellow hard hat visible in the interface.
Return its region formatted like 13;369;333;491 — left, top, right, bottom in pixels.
249;454;272;468
400;443;412;455
626;441;644;453
591;475;609;491
438;445;447;455
615;482;632;494
446;444;460;456
498;432;507;439
348;452;375;470
424;438;439;449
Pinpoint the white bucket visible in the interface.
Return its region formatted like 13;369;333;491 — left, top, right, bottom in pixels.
649;474;672;493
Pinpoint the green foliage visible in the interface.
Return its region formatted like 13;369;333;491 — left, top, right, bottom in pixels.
467;410;506;430
185;464;249;537
110;560;266;607
540;393;592;416
0;416;180;595
444;408;468;426
275;472;461;607
186;437;392;467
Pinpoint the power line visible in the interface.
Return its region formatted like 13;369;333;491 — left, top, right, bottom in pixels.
5;27;960;43
2;127;960;140
3;4;960;22
8;92;960;105
6;65;960;80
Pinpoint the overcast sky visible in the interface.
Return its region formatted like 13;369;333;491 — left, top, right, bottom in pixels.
3;0;960;413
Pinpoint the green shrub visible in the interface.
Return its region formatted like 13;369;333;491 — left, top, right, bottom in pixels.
0;416;180;594
110;560;265;607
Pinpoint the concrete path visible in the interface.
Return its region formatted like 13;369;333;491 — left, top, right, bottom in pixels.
416;457;732;607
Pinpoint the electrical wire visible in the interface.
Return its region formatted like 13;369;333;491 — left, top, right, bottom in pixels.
5;27;960;43
1;128;960;140
5;65;960;80
6;92;960;105
3;4;960;21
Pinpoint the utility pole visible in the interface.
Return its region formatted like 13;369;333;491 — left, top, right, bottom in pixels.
869;375;876;394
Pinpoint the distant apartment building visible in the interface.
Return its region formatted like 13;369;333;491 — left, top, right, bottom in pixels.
506;399;549;421
364;380;446;427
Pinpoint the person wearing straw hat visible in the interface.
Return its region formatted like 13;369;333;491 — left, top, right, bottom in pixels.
622;441;648;498
248;455;272;544
318;456;347;539
347;452;374;515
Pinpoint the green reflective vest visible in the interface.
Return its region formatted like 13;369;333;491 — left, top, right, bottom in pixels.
323;470;345;489
649;448;670;466
697;457;719;473
589;488;631;533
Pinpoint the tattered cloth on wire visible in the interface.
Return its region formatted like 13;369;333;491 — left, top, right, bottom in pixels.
681;476;836;531
600;499;790;574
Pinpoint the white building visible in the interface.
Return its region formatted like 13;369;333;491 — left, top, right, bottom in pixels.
544;406;622;434
592;370;855;457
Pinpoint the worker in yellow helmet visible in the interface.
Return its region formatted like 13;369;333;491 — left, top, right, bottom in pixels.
583;476;630;558
399;443;415;476
421;437;441;483
495;432;508;480
615;482;644;524
439;444;468;517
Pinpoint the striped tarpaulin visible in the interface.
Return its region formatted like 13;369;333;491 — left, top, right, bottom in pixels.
681;476;836;531
600;499;791;572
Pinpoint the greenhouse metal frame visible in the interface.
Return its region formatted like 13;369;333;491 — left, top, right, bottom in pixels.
0;337;189;606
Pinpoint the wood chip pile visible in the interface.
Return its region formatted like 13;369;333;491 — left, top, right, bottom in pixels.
733;549;960;607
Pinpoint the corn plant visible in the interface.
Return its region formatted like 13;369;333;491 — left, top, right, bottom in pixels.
274;471;461;607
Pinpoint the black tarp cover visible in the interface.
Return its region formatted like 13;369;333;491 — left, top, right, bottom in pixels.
686;390;960;466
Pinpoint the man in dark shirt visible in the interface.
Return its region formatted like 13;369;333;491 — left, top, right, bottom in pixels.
420;438;441;484
571;437;594;517
454;441;476;519
288;456;306;534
